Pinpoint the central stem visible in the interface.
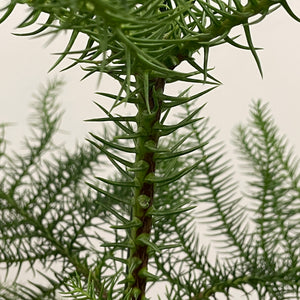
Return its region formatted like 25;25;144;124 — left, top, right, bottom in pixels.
126;77;165;300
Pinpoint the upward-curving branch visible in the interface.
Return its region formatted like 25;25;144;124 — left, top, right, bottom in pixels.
1;1;300;300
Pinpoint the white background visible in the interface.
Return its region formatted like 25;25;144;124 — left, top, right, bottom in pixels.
1;2;300;299
1;3;300;153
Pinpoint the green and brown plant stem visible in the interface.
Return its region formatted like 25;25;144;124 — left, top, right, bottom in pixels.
126;76;165;299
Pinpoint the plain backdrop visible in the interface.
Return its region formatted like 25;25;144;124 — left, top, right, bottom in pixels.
0;2;300;299
0;3;300;154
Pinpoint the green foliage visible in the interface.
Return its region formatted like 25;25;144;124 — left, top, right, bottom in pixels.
2;81;300;299
1;1;300;300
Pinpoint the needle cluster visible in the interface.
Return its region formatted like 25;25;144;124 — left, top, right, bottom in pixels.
0;1;300;299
